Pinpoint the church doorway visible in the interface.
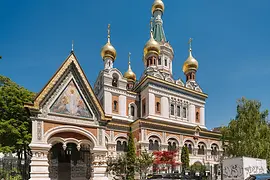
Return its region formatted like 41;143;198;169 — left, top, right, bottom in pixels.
48;142;92;180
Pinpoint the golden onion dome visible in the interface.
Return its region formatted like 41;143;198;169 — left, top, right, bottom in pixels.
143;31;160;58
124;68;136;82
124;53;136;82
152;0;165;14
101;24;117;61
101;42;116;61
183;49;199;74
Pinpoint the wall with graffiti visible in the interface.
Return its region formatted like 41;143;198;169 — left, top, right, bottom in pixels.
223;157;267;180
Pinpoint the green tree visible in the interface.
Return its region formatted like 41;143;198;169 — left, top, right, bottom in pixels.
221;97;270;166
136;150;154;179
181;146;190;172
106;154;127;180
0;75;35;177
126;127;136;180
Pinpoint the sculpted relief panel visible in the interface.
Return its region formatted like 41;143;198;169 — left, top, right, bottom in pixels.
50;80;92;118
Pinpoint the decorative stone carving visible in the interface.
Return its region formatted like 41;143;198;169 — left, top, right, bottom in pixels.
37;121;42;140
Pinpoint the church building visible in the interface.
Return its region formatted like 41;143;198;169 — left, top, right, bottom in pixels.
25;0;224;179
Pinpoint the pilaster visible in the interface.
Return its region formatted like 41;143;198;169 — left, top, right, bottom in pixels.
189;104;195;123
91;151;108;180
104;91;112;114
148;93;155;116
161;96;169;118
119;95;126;116
29;143;51;180
200;107;205;126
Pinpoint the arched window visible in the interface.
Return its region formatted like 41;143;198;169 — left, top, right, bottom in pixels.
158;57;161;65
198;142;206;155
149;140;154;150
177;106;181;117
185;140;193;154
112;74;119;87
113;101;118;112
116;141;122;151
172;142;177;151
154;140;159;151
123;141;127;152
171;104;175;115
156;102;160;113
168;142;172;151
211;144;219;155
165;58;167;66
188;144;192;154
130;105;135;117
196;112;199;122
183;107;187;118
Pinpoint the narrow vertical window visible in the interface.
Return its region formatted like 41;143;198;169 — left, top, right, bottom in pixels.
113;101;118;112
183;107;187;118
177;106;180;117
165;58;167;66
156;102;160;112
171;104;174;115
131;105;135;116
196;112;199;122
158;57;161;65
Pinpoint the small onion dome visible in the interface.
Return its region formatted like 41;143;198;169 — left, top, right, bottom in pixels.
182;49;198;74
101;24;117;61
143;31;160;58
124;54;136;82
124;67;136;82
101;41;117;61
152;0;165;14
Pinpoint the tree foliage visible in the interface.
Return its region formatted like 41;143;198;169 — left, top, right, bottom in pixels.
106;154;127;180
181;146;190;171
221;97;270;166
0;75;34;153
0;75;35;178
153;150;179;173
136;150;154;179
126;128;136;180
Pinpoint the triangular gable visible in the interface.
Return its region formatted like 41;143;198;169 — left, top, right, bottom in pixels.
50;80;93;118
25;52;111;121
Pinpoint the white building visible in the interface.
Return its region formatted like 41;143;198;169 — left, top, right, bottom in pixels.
25;0;225;179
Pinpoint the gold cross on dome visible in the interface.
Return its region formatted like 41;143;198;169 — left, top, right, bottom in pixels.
188;38;193;49
128;52;131;65
107;24;111;42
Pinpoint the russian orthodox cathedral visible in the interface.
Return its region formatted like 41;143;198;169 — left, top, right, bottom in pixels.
25;0;224;179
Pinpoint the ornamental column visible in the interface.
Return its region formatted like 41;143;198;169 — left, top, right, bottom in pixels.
29;119;51;180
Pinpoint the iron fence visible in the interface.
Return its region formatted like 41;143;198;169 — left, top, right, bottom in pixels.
0;156;30;180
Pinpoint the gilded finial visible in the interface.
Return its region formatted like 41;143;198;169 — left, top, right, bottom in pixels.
71;40;74;52
150;17;153;31
107;24;111;43
128;52;131;66
188;38;193;51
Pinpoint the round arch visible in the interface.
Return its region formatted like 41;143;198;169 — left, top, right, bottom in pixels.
147;133;163;143
44;125;98;148
183;138;195;147
113;133;128;142
166;135;180;145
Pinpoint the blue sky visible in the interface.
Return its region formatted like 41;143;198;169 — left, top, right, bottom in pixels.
1;0;270;129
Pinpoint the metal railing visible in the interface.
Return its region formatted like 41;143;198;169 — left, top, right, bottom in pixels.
0;156;30;180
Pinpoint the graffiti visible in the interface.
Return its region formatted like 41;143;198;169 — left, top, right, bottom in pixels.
244;165;264;177
223;164;243;179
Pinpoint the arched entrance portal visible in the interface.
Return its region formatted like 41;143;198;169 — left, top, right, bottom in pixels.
48;141;93;180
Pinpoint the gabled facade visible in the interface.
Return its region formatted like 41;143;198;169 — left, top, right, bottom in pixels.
26;1;224;180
